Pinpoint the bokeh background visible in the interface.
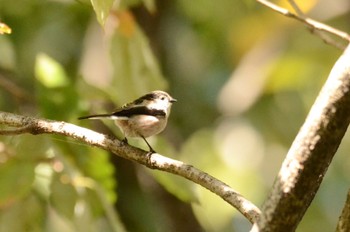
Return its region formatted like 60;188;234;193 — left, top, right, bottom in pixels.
0;0;350;231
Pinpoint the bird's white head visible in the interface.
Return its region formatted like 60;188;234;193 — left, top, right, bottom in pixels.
135;90;177;114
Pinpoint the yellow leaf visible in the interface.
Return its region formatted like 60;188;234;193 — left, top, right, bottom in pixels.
0;22;12;35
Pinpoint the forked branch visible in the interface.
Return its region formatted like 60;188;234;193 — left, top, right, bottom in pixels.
257;0;350;49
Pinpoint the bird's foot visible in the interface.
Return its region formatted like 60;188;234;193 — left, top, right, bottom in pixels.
121;137;128;145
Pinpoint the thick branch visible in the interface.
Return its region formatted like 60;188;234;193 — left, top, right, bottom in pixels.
336;189;350;232
0;111;261;224
252;45;350;230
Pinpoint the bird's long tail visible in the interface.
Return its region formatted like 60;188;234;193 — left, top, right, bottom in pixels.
78;113;114;120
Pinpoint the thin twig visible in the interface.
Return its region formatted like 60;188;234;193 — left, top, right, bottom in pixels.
257;0;350;49
0;111;261;224
0;73;32;102
286;0;346;50
286;0;304;16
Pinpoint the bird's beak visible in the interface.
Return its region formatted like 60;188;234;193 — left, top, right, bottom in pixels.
170;98;177;103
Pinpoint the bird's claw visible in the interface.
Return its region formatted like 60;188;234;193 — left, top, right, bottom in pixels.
121;137;128;145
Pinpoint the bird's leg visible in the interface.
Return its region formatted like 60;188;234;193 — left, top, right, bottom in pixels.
141;136;155;153
122;137;128;145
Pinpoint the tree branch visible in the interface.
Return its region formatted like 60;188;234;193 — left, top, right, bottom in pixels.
0;111;261;224
252;44;350;230
257;0;350;50
286;0;304;16
336;189;350;232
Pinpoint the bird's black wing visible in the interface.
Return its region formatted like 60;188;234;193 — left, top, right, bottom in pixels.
112;106;166;118
78;113;114;120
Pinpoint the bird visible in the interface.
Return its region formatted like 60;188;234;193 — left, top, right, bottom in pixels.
78;90;176;152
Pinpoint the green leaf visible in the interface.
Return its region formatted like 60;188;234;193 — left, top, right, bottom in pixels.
34;53;78;119
0;35;15;69
35;53;69;88
0;194;45;232
11;134;52;161
151;170;197;203
74;147;117;204
0;160;35;206
109;24;168;104
50;173;78;219
84;189;104;218
91;0;113;26
142;0;155;12
119;0;155;11
179;128;265;230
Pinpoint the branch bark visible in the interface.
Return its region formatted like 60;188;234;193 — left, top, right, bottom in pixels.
336;189;350;232
252;44;350;231
257;0;350;50
0;111;261;224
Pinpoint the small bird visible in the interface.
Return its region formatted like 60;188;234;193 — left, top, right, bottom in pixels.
78;90;176;152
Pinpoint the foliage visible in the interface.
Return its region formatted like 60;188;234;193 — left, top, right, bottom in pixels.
0;0;349;231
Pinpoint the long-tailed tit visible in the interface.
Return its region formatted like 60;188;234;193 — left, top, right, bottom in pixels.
78;90;176;152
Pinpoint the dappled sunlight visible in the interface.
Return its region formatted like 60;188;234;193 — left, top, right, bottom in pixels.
80;22;112;88
218;35;283;115
278;158;303;193
180;127;265;230
214;118;265;171
192;188;237;231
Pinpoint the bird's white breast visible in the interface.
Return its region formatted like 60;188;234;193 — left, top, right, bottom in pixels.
115;115;167;138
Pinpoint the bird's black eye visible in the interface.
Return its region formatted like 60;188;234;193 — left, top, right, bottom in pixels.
161;97;165;100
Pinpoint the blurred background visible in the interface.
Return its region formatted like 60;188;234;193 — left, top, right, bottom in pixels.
0;0;350;231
